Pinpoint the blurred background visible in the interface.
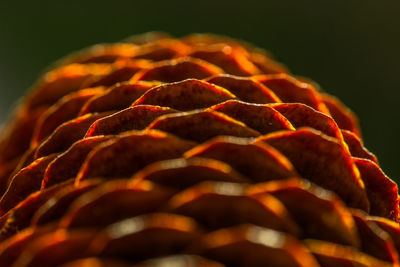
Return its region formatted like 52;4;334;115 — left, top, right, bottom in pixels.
0;0;399;181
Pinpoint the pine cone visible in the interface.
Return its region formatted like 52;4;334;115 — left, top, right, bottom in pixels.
0;32;398;267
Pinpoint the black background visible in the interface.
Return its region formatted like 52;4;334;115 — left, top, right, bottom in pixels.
0;0;399;181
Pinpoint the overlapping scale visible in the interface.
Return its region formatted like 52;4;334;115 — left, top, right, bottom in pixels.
132;79;236;111
255;74;330;115
75;130;196;182
59;181;173;229
147;110;261;142
184;137;297;182
166;181;300;235
43;136;114;188
131;157;248;189
0;154;58;213
79;81;156;115
205;74;281;104
34;112;113;159
191;225;320;267
0;32;398;266
85;106;177;137
256;128;370;211
31;87;105;147
131;57;223;83
208;100;294;135
248;178;360;247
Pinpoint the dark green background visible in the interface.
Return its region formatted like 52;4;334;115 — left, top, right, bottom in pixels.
0;1;399;181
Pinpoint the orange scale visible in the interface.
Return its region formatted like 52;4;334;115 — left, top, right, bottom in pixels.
342;129;377;163
322;93;361;137
131;57;223;83
0;225;57;267
147;110;261;143
167;181;300;235
132;39;189;61
205;74;281;104
65;43;137;64
0;154;58;214
31;179;103;227
0;158;21;196
131;157;248;190
86;105;177;137
0;180;71;241
25;64;112;111
354;158;399;221
304;239;394;267
0;107;46;166
60;181;173;229
191;225;320;267
208;100;294;135
249;52;289;74
256;128;369;212
255;73;330;114
248;178;360;247
90;213;201;262
368;216;400;255
79;81;156;115
12;229;99;267
31;88;104;148
184;136;297;182
83;59;152;88
75;130;196;183
133;46;183;61
35;112;113;159
351;210;399;265
188;44;261;76
132;79;236;111
271;103;344;141
182;33;256;55
8;148;38;183
42;136;114;189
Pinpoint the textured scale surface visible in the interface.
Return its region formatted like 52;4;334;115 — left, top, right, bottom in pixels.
0;32;399;267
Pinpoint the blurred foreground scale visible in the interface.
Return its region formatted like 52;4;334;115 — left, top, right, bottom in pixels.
0;32;398;267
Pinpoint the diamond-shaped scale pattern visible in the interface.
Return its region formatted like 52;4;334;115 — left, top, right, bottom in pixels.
0;32;398;267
